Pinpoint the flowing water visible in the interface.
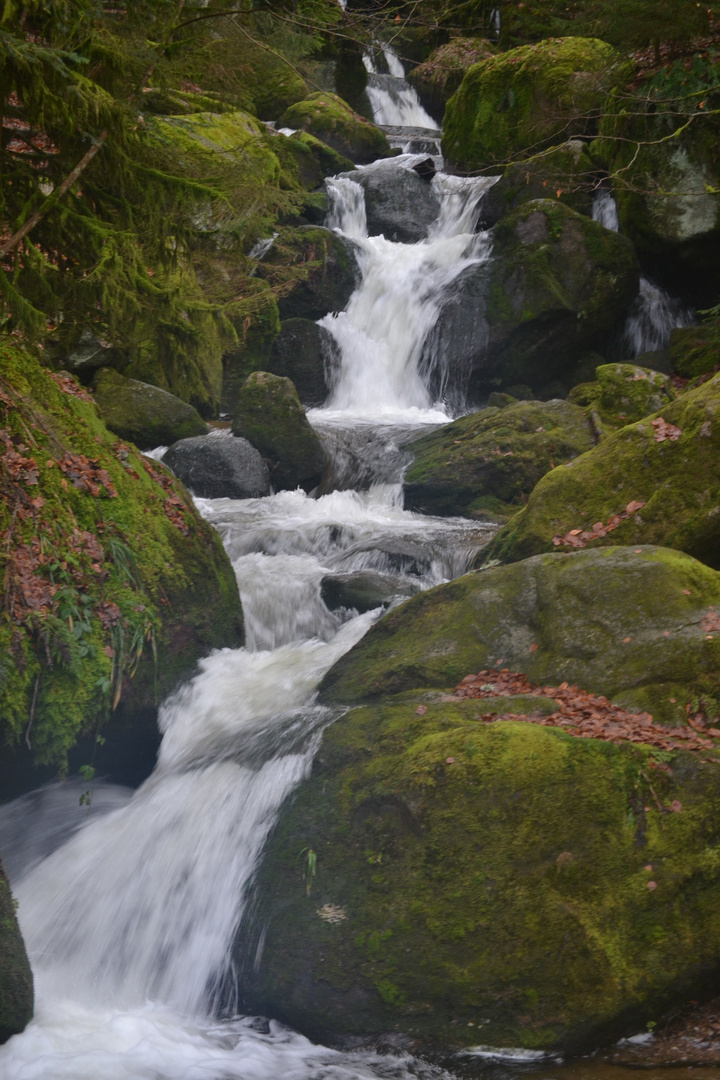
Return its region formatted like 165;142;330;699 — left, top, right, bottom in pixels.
0;75;497;1080
591;191;694;355
363;45;438;130
2;72;708;1080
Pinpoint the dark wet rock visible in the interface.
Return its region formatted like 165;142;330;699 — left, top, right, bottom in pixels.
254;226;360;322
162;434;270;499
92;368;209;450
320;571;421;613
0;859;33;1043
266;319;338;408
340;161;441;243
232;371;325;493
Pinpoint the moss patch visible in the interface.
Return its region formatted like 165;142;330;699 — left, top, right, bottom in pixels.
443;38;624;171
403;400;594;519
279;93;390;165
238;693;720;1053
566;363;676;428
485;373;720;569
0;343;243;773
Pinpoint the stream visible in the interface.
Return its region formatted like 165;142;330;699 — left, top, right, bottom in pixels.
0;50;709;1080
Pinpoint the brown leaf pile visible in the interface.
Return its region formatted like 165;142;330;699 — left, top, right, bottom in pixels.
453;669;720;755
55;452;117;498
553;500;645;549
142;458;190;535
652;417;682;442
49;372;94;402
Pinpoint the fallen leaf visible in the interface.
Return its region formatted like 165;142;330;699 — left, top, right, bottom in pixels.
415;705;427;715
529;642;539;652
647;881;657;890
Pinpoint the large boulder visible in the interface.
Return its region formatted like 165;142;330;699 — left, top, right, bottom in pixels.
0;347;243;780
425;200;639;400
670;318;720;380
443;38;624;171
274;131;355;190
478;140;600;228
407;37;496;124
232;372;325;492
321;546;720;722
567;363;675;427
599;101;720;303
92;368;209;450
0;860;32;1043
240;549;720;1056
404;399;594;519
279;93;391;165
484;373;720;570
339;161;441;243
162;433;270;499
255;226;360;322
266;319;338;407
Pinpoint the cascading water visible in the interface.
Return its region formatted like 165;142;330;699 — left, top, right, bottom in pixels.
363;44;437;130
592;191;694;355
0;130;497;1079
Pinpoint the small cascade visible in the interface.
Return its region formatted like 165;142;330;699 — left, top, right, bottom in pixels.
363;44;438;130
592;190;694;356
320;165;495;418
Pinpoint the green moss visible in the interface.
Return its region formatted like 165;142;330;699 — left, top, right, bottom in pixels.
481;140;601;226
92;368;209;448
485;373;720;569
443;38;625;171
238;693;720;1053
221;281;281;413
231;371;324;492
279;93;391;165
271;131;354;191
0;861;32;1043
670;318;720;379
580;363;676;427
254;225;358;322
0;343;243;771
404;400;594;519
480;200;639;393
408;38;496;118
319;545;720;725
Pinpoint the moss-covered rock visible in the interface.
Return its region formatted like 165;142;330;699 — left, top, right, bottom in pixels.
239;675;720;1054
220;281;281;414
670;318;720;380
404;400;594;519
255;226;359;322
479;140;601;228
274;131;354;191
279;93;391;165
484;373;720;569
428;200;639;401
566;363;675;427
267;319;337;407
599;101;720;300
0;343;243;776
0;861;32;1043
232;371;324;492
92;368;209;450
407;38;496;123
443;38;624;171
320;546;720;724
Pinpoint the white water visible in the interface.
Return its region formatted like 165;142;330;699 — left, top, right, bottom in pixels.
363;45;437;130
322;166;496;418
0;135;498;1076
592;191;694;355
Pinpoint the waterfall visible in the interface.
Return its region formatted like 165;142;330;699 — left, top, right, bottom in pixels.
363;44;437;130
319;165;495;419
592;190;694;356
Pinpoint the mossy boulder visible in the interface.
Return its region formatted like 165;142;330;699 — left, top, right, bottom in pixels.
479;140;601;229
0;861;32;1043
427;200;639;401
484;373;720;570
320;546;720;724
92;368;209;450
254;226;359;322
0;344;243;777
443;38;624;171
162;433;270;499
404;400;594;519
407;38;496;123
271;130;354;191
232;371;324;492
279;93;391;165
670;318;720;380
267;319;337;407
240;631;720;1053
567;363;675;427
599;103;720;301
